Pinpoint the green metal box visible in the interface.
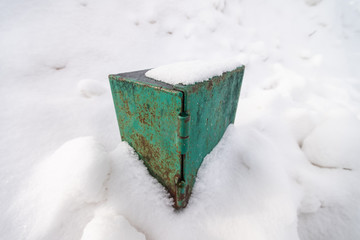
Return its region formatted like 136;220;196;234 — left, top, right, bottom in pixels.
109;66;244;209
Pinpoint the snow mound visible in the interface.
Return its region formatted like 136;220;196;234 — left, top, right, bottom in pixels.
40;136;110;202
81;208;146;240
302;113;360;170
145;59;243;85
78;79;107;98
299;194;321;214
6;121;360;240
99;124;304;240
284;108;317;144
9;137;111;240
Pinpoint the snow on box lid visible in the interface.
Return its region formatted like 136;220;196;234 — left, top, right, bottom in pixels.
145;59;244;85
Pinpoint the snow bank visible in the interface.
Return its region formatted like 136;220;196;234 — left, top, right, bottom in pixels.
37;137;110;203
8;137;111;240
145;58;243;85
81;208;146;240
95;125;302;240
8;120;360;240
302;113;360;170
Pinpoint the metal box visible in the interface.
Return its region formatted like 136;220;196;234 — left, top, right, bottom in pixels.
109;66;244;209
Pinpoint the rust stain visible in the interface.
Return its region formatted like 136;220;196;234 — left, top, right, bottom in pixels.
206;79;213;90
109;65;245;209
133;133;161;162
117;93;132;116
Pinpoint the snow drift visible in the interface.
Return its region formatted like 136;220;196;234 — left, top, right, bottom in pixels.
1;0;360;239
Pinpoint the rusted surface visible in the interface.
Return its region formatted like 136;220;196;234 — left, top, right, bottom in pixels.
133;133;161;162
173;66;245;207
109;73;184;208
109;65;245;209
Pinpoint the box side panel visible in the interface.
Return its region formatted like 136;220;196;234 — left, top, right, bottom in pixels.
109;76;183;198
181;66;245;189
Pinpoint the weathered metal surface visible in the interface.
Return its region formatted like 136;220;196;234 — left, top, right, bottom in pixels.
109;66;245;209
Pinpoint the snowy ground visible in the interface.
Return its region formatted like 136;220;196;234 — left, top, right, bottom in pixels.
1;0;360;239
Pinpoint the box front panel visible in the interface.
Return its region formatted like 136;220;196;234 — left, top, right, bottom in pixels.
110;76;183;198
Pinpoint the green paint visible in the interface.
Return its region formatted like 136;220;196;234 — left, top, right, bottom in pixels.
109;66;245;209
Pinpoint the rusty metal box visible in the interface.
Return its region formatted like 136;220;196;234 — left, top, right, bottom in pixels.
109;66;244;209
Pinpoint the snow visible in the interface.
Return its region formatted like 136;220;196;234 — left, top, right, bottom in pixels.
7;137;110;240
302;112;360;170
81;208;146;240
1;0;360;239
145;59;243;85
78;79;107;98
305;0;323;7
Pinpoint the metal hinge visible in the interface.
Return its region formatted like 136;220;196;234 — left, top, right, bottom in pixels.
175;87;190;208
176;112;190;208
178;113;190;154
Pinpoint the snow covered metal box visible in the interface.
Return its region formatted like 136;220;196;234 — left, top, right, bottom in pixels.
109;66;244;209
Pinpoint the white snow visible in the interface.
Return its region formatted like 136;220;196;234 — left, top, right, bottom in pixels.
305;0;323;7
1;0;360;240
78;79;107;98
81;208;146;240
7;137;111;239
302;112;360;170
145;59;243;85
